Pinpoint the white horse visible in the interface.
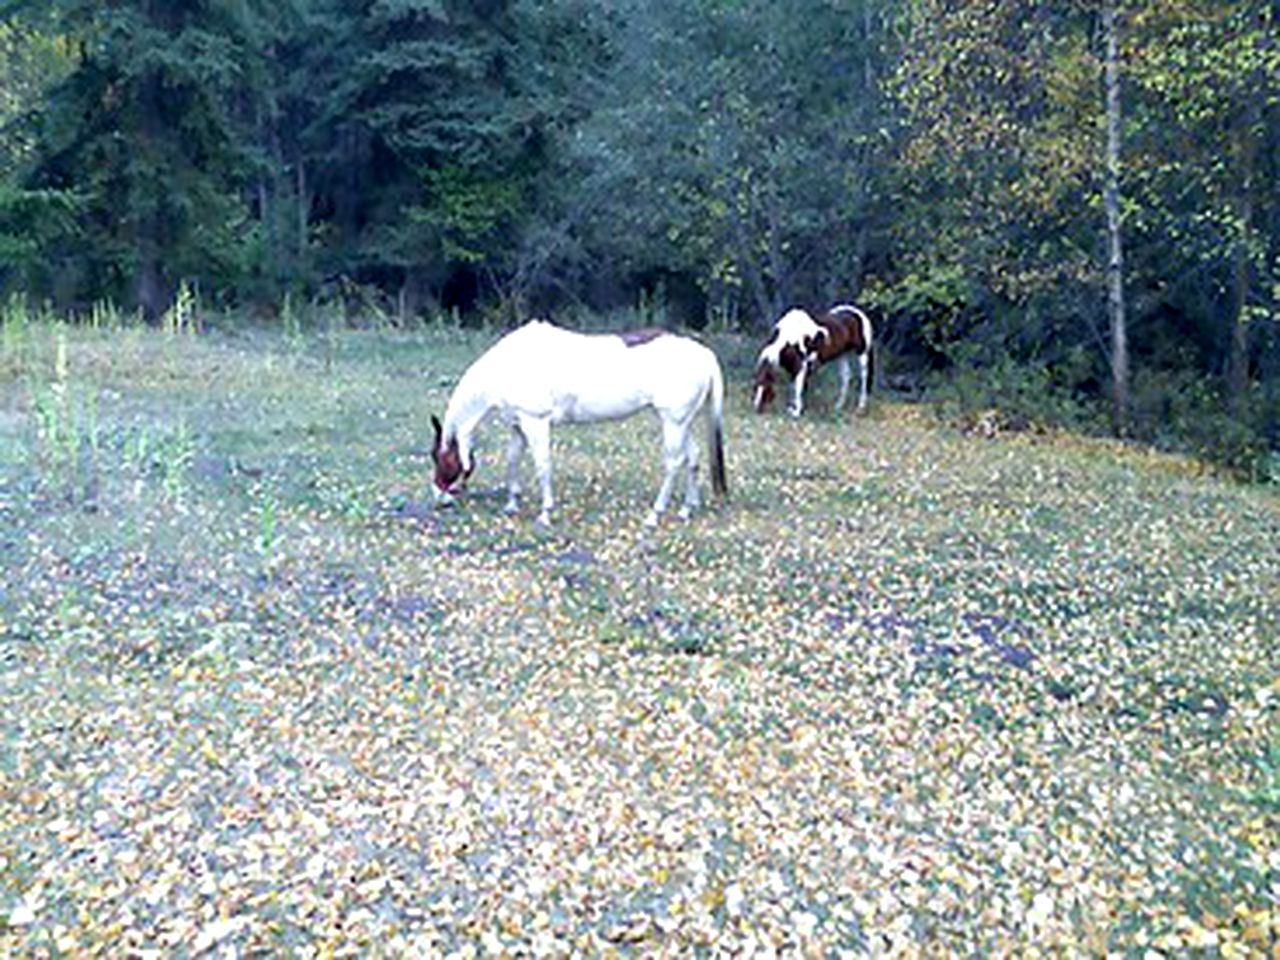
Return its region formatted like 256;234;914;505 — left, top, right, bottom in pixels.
431;320;727;527
753;304;874;417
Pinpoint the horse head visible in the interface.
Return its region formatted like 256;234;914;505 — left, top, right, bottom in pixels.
431;414;471;496
752;361;777;412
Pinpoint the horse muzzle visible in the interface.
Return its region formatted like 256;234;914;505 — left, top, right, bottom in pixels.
432;468;472;505
432;476;465;505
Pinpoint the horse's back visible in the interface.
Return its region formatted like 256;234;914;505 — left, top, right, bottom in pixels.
590;328;720;414
821;304;873;354
470;321;717;422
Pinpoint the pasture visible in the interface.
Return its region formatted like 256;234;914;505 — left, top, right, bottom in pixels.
1;318;1277;956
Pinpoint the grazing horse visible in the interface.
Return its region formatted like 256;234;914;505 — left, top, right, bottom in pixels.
753;304;874;417
431;320;727;527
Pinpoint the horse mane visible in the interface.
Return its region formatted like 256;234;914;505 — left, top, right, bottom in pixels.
618;327;666;348
758;309;822;366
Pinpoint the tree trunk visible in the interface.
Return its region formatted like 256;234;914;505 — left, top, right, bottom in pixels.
764;179;787;314
726;200;774;328
1228;191;1253;411
134;71;168;323
134;247;165;323
399;264;430;322
1227;62;1262;412
296;158;309;268
258;178;275;281
1103;2;1129;434
261;100;284;290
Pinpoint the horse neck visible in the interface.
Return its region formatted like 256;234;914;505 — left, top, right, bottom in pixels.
443;374;492;455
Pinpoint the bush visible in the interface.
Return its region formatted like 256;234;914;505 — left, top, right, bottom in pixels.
1131;368;1275;480
931;343;1103;435
928;336;1278;483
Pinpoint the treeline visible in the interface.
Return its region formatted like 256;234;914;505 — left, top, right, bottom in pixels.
1;1;1277;471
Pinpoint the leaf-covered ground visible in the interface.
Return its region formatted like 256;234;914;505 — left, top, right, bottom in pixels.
1;323;1277;956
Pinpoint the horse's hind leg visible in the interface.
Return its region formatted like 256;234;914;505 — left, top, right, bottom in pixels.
834;355;852;411
504;425;527;514
678;425;701;520
646;417;689;527
857;350;870;413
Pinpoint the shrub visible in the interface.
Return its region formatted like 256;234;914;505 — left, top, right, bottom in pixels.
931;343;1103;435
1131;368;1275;480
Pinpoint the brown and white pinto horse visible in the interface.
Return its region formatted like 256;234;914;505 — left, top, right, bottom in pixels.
752;304;874;417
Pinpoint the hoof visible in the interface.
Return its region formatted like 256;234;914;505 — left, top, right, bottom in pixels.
642;511;660;528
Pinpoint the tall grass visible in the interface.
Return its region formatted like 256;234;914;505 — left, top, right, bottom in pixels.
162;280;200;337
1;299;206;505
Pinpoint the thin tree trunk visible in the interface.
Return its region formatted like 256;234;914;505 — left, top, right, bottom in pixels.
764;180;787;313
1229;191;1253;410
1227;69;1261;411
848;2;877;303
135;245;164;323
1103;2;1129;434
263;99;285;289
863;3;875;95
258;179;275;278
850;219;869;298
135;71;167;323
296;158;308;268
726;200;774;328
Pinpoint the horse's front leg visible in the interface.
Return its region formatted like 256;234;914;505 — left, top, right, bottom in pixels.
504;425;527;514
790;360;813;417
518;416;555;526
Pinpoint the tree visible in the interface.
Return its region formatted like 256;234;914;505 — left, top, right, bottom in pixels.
1124;0;1279;412
887;2;1105;376
296;0;577;317
571;0;891;327
4;0;269;316
1102;0;1130;432
0;18;75;292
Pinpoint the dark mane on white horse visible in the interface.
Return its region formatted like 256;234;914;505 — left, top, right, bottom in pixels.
618;327;667;348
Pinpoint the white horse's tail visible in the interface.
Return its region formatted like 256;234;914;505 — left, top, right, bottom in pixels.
707;355;728;499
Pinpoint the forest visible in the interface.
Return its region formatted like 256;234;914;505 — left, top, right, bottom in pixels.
1;0;1278;474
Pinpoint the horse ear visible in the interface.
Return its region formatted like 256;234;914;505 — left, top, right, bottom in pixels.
431;415;443;445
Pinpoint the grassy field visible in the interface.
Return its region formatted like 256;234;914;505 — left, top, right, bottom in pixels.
1;316;1277;956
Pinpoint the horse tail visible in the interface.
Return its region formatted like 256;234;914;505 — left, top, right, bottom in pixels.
863;309;876;398
707;354;728;499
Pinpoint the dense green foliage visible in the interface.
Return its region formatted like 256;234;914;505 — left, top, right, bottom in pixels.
1;0;1277;470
